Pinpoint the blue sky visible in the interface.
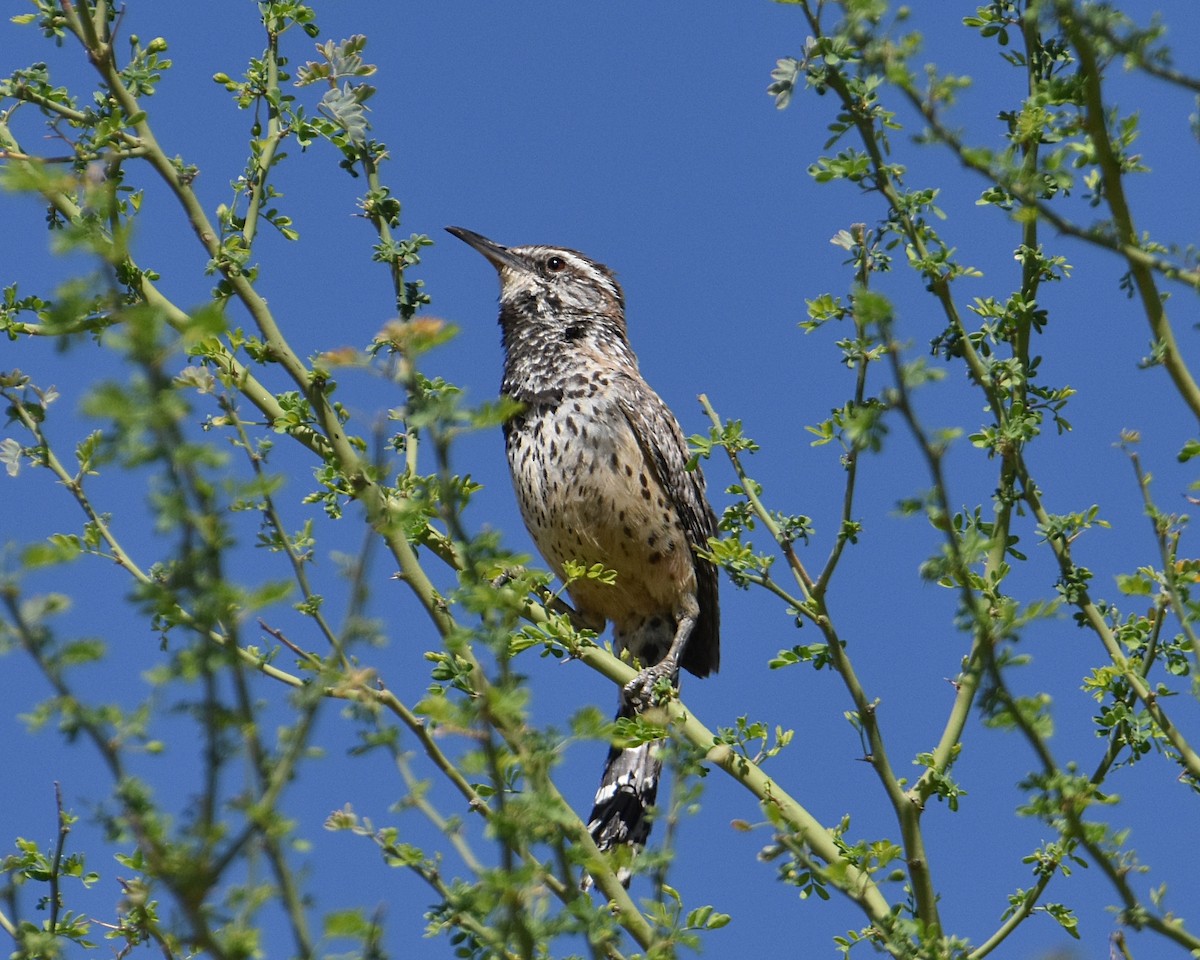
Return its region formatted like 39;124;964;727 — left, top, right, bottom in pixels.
4;2;1200;957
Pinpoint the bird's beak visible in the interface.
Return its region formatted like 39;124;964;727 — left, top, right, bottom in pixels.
445;226;525;273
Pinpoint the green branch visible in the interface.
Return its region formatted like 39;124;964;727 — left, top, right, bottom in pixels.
1020;472;1200;782
55;8;454;641
1061;7;1200;422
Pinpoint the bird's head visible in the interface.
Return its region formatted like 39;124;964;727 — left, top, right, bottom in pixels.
446;226;626;322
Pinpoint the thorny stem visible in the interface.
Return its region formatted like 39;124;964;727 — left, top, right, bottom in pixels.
48;783;68;936
54;9;454;639
522;602;899;935
947;29;1053;955
0;117;330;460
971;609;1200;955
5;388;491;811
360;147;421;476
1126;450;1200;665
1062;8;1200;423
1;587;238;960
793;9;1003;923
891;76;1200;292
697;395;815;604
695;396;903;935
874;351;986;933
1019;471;1200;783
228;661;319;957
788;7;1200;949
409;867;523;960
238;29;286;247
392;749;487;877
222;397;351;669
815;227;872;595
834;11;1200;951
5;393;307;687
872;16;1200;423
795;5;1002;420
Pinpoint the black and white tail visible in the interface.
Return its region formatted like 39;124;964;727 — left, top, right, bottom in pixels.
585;697;661;887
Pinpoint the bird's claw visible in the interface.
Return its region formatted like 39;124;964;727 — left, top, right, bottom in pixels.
489;565;525;590
623;662;677;711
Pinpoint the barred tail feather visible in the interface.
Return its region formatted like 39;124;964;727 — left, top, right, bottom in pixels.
588;741;660;850
584;698;662;888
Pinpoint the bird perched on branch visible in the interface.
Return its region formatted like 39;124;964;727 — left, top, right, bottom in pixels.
447;226;720;884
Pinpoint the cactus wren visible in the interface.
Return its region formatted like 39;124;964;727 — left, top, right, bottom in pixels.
447;226;720;879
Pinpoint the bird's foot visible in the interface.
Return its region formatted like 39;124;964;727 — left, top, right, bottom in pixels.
489;565;526;590
623;661;678;712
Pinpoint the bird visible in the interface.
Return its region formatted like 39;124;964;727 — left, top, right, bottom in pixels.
446;226;720;884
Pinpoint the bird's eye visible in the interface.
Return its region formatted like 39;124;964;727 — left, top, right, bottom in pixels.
545;256;567;273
